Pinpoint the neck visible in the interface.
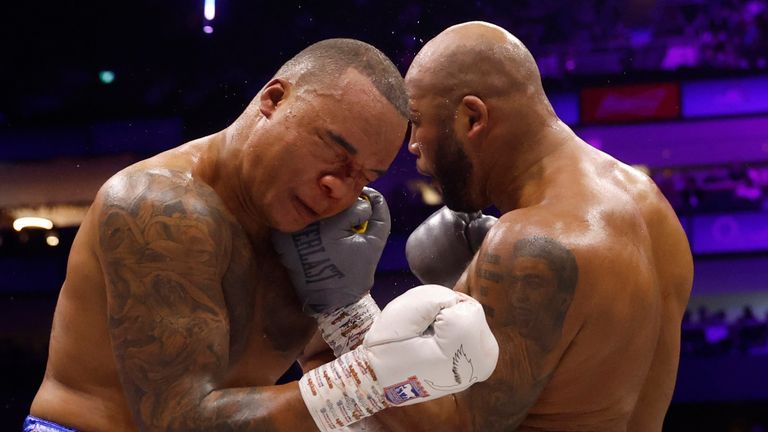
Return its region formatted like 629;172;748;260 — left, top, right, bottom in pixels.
202;123;272;241
483;119;573;213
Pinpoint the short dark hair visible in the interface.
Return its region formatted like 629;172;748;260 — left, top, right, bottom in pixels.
276;38;408;118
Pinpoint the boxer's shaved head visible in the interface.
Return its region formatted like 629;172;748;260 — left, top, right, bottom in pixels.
405;21;560;212
407;21;549;112
276;38;408;118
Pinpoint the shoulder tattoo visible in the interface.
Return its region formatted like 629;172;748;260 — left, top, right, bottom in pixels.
476;235;578;351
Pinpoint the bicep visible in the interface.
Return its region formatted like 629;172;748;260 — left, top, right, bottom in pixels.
97;177;233;429
459;233;580;430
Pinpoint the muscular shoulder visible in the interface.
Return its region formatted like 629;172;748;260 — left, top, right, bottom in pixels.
459;212;583;428
486;208;593;268
471;212;582;328
490;160;672;271
470;207;623;335
485;202;649;298
97;168;221;215
94;168;234;273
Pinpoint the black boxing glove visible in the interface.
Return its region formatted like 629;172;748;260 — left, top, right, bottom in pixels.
406;206;497;287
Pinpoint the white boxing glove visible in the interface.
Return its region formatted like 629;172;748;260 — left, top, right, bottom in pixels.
299;285;499;431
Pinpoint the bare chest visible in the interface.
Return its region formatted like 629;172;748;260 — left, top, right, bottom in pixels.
221;232;315;385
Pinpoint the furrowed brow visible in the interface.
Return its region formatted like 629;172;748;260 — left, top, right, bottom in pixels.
323;129;388;180
327;130;358;156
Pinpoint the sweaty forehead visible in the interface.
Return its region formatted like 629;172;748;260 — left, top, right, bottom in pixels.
405;57;463;107
321;70;406;160
405;71;443;108
333;69;399;116
338;68;375;94
405;64;434;96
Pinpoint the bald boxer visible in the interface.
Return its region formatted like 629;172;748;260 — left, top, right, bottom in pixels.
27;39;498;432
376;22;693;431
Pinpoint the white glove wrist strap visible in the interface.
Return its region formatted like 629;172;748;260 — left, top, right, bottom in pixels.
315;294;380;357
299;347;388;432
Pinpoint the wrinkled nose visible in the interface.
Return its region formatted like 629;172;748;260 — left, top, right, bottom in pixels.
317;174;360;214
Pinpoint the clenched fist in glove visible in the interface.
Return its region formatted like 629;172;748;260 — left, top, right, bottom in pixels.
272;187;390;355
272;187;390;314
406;206;498;287
299;285;499;431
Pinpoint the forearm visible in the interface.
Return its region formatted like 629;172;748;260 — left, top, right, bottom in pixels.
144;381;317;432
299;348;336;372
372;396;468;432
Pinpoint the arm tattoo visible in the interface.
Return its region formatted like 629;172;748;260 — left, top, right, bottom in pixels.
467;236;578;431
98;171;278;431
503;236;578;348
476;253;502;317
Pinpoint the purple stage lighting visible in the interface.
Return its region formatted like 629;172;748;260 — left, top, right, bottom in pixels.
204;0;215;21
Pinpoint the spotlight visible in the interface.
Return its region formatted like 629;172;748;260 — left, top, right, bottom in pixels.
46;232;60;247
99;70;115;84
203;25;214;34
420;185;443;206
13;217;53;231
408;180;443;206
204;0;216;20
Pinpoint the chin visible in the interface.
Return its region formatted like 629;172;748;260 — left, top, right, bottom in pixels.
267;210;308;233
264;194;312;233
272;218;310;234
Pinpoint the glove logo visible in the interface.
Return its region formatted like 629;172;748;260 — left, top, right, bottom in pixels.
290;224;345;284
383;376;430;405
424;345;478;391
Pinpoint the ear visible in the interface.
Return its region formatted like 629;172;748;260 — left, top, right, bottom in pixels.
458;95;488;140
259;78;290;118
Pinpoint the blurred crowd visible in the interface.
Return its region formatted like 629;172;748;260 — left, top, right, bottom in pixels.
653;164;768;213
682;305;768;356
504;0;768;76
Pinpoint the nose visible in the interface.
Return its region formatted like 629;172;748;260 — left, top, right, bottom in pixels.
318;174;359;209
408;141;422;157
515;286;530;303
408;132;421;156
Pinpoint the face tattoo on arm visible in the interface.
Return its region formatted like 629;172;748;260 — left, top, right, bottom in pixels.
466;235;578;431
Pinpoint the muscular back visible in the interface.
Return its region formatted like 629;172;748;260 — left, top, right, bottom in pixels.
31;146;315;431
457;142;693;431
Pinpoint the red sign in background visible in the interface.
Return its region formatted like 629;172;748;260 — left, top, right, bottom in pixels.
581;83;681;124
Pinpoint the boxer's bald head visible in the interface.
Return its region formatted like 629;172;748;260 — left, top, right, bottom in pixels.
406;21;548;111
405;22;560;212
276;38;408;118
